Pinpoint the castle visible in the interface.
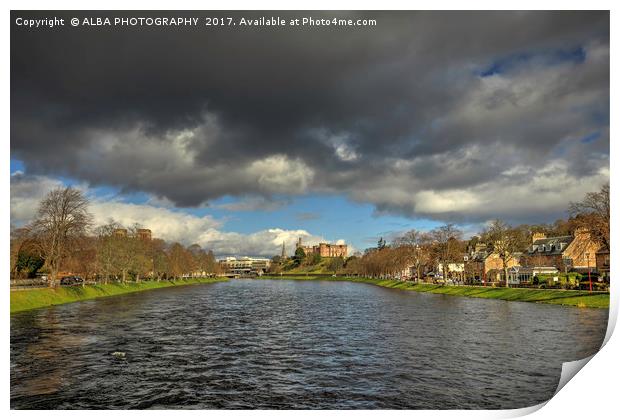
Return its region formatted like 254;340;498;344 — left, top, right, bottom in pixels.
113;228;152;241
296;237;348;258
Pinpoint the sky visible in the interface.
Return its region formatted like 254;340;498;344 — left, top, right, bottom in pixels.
10;11;610;257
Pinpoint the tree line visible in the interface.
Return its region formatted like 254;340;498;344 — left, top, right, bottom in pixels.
10;187;221;286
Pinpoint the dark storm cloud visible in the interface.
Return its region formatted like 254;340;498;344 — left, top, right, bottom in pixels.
11;11;609;222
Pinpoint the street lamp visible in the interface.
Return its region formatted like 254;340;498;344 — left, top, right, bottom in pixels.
463;255;469;285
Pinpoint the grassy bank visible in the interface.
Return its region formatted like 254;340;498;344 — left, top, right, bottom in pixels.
260;275;610;309
10;278;228;314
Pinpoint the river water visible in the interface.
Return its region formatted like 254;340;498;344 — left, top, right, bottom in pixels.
10;279;608;409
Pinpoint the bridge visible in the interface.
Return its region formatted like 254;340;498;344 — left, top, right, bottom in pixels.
223;268;263;278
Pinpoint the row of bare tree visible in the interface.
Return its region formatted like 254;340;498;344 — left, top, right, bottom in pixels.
340;224;465;280
10;187;220;286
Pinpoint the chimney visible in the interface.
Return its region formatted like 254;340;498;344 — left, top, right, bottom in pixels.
532;232;546;244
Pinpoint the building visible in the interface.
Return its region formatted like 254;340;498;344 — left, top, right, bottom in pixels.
463;241;521;283
437;262;465;276
136;229;152;241
483;252;522;282
523;228;599;272
113;227;151;241
507;266;559;286
596;247;610;279
296;237;348;258
280;242;287;260
463;243;488;281
219;257;271;274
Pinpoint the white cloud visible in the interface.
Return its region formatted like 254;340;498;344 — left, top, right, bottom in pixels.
10;173;65;225
334;143;359;162
247;155;314;194
413;190;481;214
351;154;609;221
201;228;327;258
88;201;223;245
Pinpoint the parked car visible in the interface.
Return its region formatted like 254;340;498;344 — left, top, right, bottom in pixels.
60;276;84;286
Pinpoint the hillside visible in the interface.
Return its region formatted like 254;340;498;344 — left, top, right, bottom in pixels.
275;256;344;275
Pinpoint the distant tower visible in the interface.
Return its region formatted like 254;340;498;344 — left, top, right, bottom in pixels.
281;241;286;259
297;237;303;249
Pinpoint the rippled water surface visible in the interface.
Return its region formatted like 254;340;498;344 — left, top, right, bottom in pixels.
11;279;608;409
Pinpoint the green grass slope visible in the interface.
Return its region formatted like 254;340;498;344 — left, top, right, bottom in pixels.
259;276;609;309
10;278;228;314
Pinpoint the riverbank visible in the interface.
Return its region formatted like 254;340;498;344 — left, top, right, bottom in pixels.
260;275;609;309
10;278;229;314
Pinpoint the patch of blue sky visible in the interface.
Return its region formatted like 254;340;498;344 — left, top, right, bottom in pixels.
479;46;586;77
10;158;25;174
580;131;601;144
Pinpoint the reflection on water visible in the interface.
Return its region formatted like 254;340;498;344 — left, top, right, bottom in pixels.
11;279;608;409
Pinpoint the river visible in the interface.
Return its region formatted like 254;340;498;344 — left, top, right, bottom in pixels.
10;279;608;409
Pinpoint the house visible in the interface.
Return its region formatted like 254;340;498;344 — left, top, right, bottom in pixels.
463;243;488;282
507;266;559;286
596;247;610;279
463;243;521;283
523;228;599;272
481;252;521;282
437;261;465;280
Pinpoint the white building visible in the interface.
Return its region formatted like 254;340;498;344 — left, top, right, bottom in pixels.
437;262;465;274
219;257;271;274
507;266;559;285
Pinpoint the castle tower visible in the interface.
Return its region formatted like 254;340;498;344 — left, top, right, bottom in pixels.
281;241;286;259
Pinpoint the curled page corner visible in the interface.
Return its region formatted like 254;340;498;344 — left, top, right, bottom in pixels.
495;401;548;419
491;354;599;419
554;355;595;397
602;287;618;347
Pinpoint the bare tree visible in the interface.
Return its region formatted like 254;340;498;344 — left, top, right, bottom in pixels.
27;187;92;287
151;238;169;280
168;242;190;280
204;250;219;275
569;183;610;250
60;233;97;285
430;224;463;282
94;221;123;283
113;225;151;282
394;229;432;281
10;226;31;279
481;219;521;287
